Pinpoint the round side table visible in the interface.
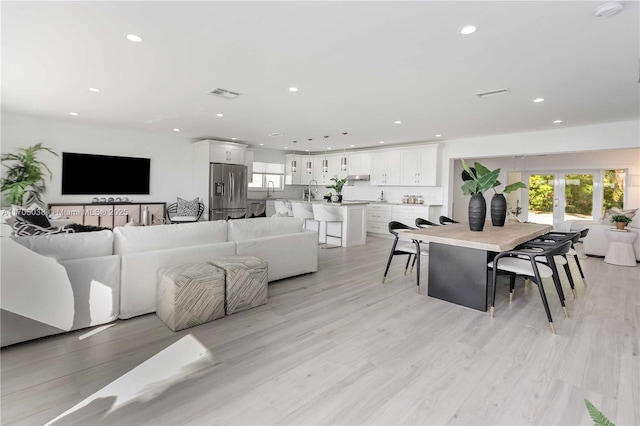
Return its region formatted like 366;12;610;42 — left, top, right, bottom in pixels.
604;229;637;267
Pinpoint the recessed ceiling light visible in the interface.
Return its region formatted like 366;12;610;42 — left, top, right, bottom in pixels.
533;98;545;103
259;143;264;146
89;87;101;93
379;141;385;144
69;112;78;116
350;144;355;147
394;120;402;124
435;134;442;138
126;34;143;43
173;128;180;132
289;87;299;92
327;147;332;150
459;25;477;35
305;149;310;152
231;137;237;140
553;120;563;124
216;113;224;117
284;146;289;149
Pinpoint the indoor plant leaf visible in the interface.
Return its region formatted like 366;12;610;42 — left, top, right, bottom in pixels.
584;399;615;426
503;181;528;194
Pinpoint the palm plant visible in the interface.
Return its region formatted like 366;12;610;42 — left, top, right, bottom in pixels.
1;143;58;207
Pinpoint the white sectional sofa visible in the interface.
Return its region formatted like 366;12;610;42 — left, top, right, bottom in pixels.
1;217;318;346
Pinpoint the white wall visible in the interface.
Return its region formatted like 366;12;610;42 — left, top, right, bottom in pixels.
1;113;193;206
441;120;640;217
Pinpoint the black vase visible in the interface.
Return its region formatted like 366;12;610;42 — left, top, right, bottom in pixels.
490;193;507;227
468;193;486;232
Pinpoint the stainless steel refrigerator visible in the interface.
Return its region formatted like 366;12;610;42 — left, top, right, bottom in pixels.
209;163;247;221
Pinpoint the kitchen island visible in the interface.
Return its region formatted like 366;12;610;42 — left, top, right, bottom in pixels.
281;199;368;247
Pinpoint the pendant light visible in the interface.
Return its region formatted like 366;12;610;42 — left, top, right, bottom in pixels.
322;136;329;173
291;141;297;172
340;132;349;171
306;138;313;174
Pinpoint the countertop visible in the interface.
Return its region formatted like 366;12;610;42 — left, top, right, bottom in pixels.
269;198;429;206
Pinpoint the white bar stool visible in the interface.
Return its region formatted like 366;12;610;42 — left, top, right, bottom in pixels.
312;203;343;249
274;200;293;217
291;202;318;232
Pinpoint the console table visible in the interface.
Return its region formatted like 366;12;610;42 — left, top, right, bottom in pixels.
402;222;553;311
48;202;166;228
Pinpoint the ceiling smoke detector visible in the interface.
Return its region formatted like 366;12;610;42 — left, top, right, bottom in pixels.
208;88;241;99
594;1;624;18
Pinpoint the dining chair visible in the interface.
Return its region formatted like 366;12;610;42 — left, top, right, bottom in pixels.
415;218;439;228
439;215;459;225
382;222;428;291
488;239;572;334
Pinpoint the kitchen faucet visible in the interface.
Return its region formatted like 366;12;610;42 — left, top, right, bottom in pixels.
308;180;318;202
267;181;275;199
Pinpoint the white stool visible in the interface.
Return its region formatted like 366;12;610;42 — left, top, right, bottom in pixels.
291;202;318;231
604;229;637;267
312;203;343;249
274;200;293;217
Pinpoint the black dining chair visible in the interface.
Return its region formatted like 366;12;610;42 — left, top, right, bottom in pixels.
382;221;427;291
439;215;459;225
546;228;589;286
415;218;439;228
488;239;572;334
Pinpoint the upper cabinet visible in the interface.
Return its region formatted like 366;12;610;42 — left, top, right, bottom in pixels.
400;145;438;186
348;152;371;176
371;151;402;185
206;140;247;165
285;154;302;185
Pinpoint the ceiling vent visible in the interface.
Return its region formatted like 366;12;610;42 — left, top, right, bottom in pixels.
208;88;241;99
476;88;511;98
594;1;624;18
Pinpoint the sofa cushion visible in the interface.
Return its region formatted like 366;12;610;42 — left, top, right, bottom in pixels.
113;220;228;255
12;229;114;261
600;207;637;224
228;216;303;241
16;207;51;228
629;214;640;229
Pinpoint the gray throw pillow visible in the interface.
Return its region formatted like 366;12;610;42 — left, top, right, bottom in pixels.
177;197;200;216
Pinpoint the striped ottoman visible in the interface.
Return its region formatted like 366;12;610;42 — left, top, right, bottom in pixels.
209;256;268;315
157;263;226;331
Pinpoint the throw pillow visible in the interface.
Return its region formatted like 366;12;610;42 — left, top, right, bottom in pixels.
629;214;640;229
12;218;76;237
177;197;200;216
17;207;51;229
601;207;637;224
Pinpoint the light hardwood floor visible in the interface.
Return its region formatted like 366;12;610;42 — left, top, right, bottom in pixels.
1;236;638;425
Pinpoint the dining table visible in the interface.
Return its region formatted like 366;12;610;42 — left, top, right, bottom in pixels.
401;221;553;311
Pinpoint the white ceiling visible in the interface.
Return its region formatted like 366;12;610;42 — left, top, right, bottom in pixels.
2;1;639;152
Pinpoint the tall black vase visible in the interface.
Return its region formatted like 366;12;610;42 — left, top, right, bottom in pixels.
468;193;486;232
490;193;507;227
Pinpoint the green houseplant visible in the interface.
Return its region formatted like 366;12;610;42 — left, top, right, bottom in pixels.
461;160;527;228
461;160;500;231
325;177;347;202
610;214;631;230
0;143;58;207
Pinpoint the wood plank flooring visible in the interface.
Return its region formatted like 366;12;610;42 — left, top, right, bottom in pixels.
1;236;638;425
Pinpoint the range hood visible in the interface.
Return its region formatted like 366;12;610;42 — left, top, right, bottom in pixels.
346;174;370;181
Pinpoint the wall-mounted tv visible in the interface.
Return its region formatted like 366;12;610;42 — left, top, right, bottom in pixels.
61;152;151;195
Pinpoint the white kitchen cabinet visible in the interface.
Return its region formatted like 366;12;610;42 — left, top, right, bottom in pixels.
401;146;438;186
300;155;314;185
208;141;246;165
371;151;401;186
392;204;431;227
348;152;372;176
312;157;327;185
366;204;392;234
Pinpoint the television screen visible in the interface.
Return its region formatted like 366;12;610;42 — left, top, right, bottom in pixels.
61;152;150;195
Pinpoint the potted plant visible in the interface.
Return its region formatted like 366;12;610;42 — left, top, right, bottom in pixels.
461;159;500;231
611;214;631;230
461;160;527;228
325;177;347;203
0;143;58;208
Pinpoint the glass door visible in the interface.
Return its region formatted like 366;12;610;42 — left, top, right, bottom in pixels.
524;171;599;229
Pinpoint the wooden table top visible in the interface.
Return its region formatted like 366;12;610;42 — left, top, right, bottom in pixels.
401;221;554;252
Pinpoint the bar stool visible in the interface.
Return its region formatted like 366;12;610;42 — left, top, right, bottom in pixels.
312;203;343;249
291;202;318;232
274;200;293;216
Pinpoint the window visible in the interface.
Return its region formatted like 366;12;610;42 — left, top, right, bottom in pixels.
603;169;625;213
248;162;285;190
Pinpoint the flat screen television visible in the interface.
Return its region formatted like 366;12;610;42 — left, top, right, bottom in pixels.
61;152;151;195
